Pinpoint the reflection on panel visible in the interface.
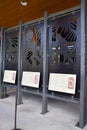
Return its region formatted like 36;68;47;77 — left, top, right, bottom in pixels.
22;23;44;72
48;11;80;73
5;30;19;70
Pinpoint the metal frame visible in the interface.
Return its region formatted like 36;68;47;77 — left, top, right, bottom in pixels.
6;6;80;32
0;4;87;128
21;88;79;103
17;21;22;104
48;6;80;19
2;28;8;98
78;0;87;128
42;11;48;114
0;22;23;103
0;28;4;98
2;27;20;98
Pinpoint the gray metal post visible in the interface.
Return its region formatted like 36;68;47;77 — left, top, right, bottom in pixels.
42;11;48;114
0;28;4;98
17;21;22;104
2;28;8;98
79;0;87;128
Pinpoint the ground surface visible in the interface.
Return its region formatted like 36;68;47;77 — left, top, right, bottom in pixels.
0;93;87;130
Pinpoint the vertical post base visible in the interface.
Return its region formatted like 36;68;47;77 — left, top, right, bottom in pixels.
41;110;49;115
75;122;79;127
17;91;22;105
12;128;21;130
17;99;22;105
0;87;8;99
41;94;48;114
75;122;85;129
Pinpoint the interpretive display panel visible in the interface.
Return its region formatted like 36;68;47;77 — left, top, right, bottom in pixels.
21;71;40;88
3;70;16;84
49;73;76;94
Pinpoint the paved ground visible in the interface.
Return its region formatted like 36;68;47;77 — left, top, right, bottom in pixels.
0;93;87;130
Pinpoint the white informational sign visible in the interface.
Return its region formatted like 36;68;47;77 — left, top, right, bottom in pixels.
21;71;40;88
3;70;16;84
49;73;76;94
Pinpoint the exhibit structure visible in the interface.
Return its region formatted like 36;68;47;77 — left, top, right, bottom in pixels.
0;0;87;128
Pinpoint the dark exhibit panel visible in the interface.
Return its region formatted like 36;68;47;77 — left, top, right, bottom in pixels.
21;21;44;91
48;10;81;99
4;29;19;70
2;29;19;94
